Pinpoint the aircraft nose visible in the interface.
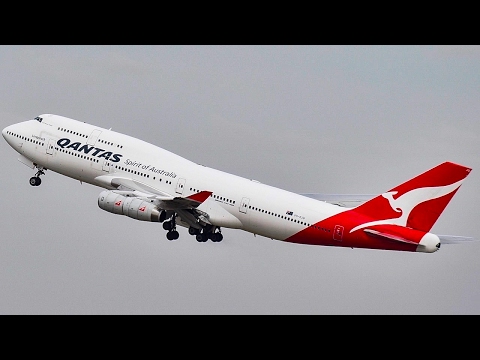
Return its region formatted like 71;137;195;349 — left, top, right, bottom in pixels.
2;125;9;140
2;125;16;146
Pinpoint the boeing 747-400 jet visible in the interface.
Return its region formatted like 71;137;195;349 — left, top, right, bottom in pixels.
2;114;475;253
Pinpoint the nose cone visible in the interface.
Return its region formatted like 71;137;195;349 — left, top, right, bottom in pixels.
2;125;19;148
2;124;16;148
2;125;12;144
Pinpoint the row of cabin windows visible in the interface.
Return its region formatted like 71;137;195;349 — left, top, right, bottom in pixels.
114;165;172;184
213;194;235;204
248;205;330;232
115;165;149;177
57;147;100;162
98;138;123;148
6;131;45;147
58;127;88;139
189;187;236;204
57;127;124;148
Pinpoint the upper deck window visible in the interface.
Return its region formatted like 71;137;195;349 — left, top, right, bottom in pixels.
34;116;43;123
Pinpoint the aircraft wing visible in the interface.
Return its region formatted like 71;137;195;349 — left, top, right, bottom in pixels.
300;193;376;207
94;174;212;210
98;175;173;198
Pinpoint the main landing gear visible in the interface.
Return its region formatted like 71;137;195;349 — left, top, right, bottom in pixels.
162;212;180;240
29;166;45;186
159;210;223;243
195;230;223;242
191;224;223;243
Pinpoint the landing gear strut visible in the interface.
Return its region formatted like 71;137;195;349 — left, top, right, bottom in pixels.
161;213;224;243
29;166;45;186
163;214;179;240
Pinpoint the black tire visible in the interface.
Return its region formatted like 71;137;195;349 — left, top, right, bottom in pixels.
163;221;173;231
188;227;199;235
30;177;41;186
211;233;224;242
196;234;208;242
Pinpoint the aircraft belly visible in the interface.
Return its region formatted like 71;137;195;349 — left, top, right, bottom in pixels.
246;216;288;240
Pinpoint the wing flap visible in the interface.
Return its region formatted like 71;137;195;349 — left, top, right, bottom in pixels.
94;174;213;210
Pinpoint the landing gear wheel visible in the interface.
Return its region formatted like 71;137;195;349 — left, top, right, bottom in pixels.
166;230;179;240
196;234;208;242
163;221;174;231
29;177;41;186
30;166;45;186
189;227;200;236
211;233;223;242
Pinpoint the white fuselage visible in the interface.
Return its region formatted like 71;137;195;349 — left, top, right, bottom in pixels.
2;114;345;242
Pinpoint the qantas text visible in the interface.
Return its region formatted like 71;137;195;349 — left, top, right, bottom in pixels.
56;138;123;162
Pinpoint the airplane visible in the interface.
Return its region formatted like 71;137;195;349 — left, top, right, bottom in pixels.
2;114;476;253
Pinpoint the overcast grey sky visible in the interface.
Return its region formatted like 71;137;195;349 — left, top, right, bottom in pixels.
1;45;479;314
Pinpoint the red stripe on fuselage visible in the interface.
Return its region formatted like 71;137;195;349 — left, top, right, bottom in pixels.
285;209;419;251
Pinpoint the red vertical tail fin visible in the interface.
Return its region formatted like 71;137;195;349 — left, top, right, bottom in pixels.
352;162;472;232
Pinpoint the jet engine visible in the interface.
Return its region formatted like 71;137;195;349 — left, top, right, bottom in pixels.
98;190;163;222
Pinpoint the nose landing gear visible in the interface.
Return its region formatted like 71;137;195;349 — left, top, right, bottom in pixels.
29;166;45;186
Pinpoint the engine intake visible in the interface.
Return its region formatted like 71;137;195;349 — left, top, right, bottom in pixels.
98;190;162;222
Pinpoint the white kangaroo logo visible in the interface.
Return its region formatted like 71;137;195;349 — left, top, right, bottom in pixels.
350;179;464;233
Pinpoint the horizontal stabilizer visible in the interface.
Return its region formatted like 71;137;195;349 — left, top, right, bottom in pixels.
364;228;420;246
300;193;376;207
438;235;478;244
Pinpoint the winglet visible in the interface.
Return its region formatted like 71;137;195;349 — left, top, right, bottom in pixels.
186;191;212;204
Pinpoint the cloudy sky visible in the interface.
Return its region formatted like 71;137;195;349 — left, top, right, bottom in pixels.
1;45;479;314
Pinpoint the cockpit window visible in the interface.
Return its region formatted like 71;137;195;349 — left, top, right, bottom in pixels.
34;116;43;123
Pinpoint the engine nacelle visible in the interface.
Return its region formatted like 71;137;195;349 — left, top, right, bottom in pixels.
98;190;162;222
